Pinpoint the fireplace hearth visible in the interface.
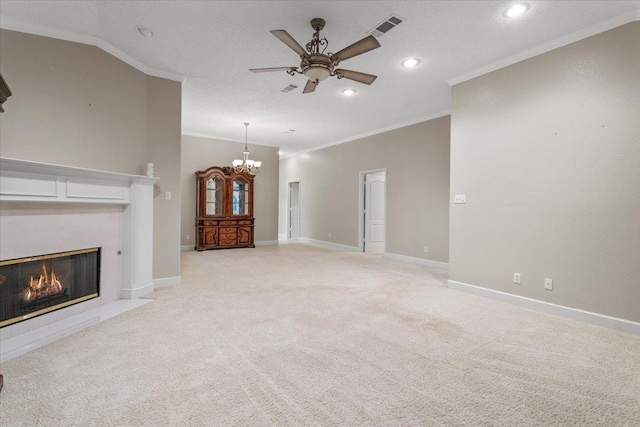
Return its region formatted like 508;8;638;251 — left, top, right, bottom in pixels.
0;248;100;327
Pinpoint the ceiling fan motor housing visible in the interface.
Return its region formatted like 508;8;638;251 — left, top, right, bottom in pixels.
302;53;332;82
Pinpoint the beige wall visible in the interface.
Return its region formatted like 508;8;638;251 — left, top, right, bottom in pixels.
450;22;640;322
280;116;451;263
0;29;182;281
0;30;147;174
147;77;182;280
180;135;280;246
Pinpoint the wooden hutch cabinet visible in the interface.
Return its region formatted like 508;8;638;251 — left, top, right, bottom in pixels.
195;166;255;250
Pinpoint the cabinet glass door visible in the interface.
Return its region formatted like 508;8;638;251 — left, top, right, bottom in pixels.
232;178;249;215
205;176;223;215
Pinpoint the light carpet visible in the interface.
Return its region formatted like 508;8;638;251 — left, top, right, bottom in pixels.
0;243;639;426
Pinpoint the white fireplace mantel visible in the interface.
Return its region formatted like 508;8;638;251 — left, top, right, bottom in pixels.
0;157;159;299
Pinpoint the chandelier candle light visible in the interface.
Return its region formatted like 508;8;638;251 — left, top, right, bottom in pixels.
232;122;261;175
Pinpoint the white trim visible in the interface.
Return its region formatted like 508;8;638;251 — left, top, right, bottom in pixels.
153;276;181;288
255;240;279;246
181;245;194;251
120;281;154;299
447;10;640;86
0;299;151;362
298;238;359;252
384;252;449;271
280;110;451;159
181;131;281;148
0;157;157;303
447;280;640;336
278;233;288;241
0;15;185;83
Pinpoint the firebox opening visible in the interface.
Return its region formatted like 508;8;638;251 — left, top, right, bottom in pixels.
0;248;101;328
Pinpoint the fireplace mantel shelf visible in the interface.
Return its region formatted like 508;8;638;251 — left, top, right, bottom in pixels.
0;157;159;204
0;156;158;300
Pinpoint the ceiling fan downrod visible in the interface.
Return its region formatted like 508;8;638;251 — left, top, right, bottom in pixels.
306;18;329;55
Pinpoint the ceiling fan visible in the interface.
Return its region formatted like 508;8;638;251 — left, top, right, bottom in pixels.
250;18;381;93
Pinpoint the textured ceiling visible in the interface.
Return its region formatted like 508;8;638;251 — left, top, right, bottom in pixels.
1;1;639;156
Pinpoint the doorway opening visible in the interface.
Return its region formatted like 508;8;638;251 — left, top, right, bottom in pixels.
288;181;300;239
358;169;386;252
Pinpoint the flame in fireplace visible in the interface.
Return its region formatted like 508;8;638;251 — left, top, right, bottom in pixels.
23;264;64;303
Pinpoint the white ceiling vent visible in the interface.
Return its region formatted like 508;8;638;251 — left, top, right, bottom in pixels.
281;84;298;93
367;14;404;38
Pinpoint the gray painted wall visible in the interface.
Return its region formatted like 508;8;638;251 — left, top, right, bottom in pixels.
450;22;640;322
0;29;182;281
180;135;280;246
279;116;451;263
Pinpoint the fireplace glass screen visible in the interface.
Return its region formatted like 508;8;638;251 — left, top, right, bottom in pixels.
0;248;100;327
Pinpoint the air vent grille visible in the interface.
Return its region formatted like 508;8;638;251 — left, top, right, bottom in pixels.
281;84;298;93
368;14;404;38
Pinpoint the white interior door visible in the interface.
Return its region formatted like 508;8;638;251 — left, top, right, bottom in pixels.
288;182;300;239
364;172;386;252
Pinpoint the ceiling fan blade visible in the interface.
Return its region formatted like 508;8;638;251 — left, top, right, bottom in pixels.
249;67;298;73
303;79;317;93
335;69;377;85
331;35;380;62
270;30;308;58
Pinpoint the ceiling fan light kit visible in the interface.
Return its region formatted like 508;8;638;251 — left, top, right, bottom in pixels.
250;18;381;93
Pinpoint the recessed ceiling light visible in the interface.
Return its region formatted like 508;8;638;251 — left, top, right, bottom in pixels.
342;89;356;96
401;58;421;68
136;26;154;38
504;3;529;18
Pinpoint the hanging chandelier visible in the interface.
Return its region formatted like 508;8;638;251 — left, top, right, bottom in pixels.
232;122;261;175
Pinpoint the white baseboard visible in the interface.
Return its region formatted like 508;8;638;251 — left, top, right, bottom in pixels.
298;237;359;252
384;252;449;271
153;276;181;288
447;280;640;336
120;281;154;299
278;233;287;240
255;240;279;246
181;245;194;251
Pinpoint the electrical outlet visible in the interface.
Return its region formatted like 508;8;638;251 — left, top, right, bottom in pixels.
514;273;521;284
186;234;190;241
544;278;553;290
165;191;171;200
328;232;332;238
424;246;429;253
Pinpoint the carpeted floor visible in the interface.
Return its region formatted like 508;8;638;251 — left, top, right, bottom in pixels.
0;243;639;426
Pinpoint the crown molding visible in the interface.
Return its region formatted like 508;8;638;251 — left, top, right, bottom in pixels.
0;15;185;83
280;110;451;160
181;131;281;149
447;9;640;86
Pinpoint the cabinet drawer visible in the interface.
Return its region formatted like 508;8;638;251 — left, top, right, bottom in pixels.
202;220;218;226
238;220;252;225
220;227;236;234
219;239;237;246
220;220;237;226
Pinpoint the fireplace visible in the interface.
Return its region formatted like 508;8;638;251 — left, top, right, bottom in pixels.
0;248;100;327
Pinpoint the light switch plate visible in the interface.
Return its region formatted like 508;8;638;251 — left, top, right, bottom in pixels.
454;195;466;204
544;278;553;290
